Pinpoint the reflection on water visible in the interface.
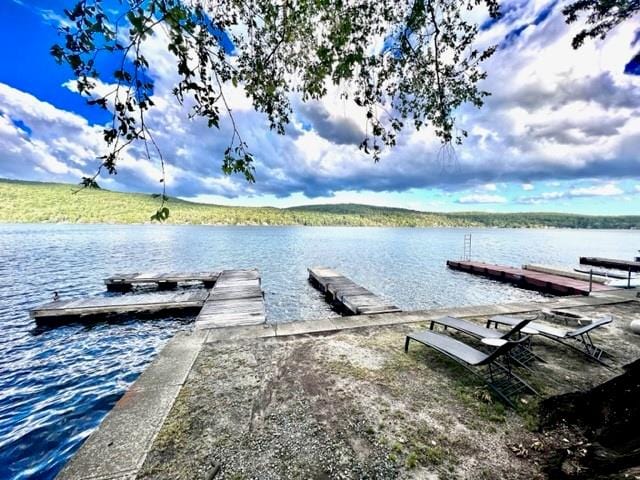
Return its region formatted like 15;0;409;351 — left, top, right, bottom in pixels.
0;224;637;479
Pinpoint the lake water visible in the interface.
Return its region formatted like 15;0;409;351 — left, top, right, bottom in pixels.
0;224;637;479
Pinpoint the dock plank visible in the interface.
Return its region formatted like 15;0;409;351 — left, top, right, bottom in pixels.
30;291;208;324
308;267;401;315
523;264;608;284
194;269;266;329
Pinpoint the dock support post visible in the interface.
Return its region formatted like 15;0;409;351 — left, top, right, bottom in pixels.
589;270;593;293
158;281;178;290
628;268;632;289
106;282;132;293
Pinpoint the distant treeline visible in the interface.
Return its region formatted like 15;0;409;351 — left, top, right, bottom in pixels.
1;179;638;229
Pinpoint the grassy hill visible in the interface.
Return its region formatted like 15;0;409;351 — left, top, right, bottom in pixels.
0;179;638;228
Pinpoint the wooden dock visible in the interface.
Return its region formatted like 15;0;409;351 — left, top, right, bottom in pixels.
308;267;401;315
31;268;266;328
579;257;640;273
447;260;612;296
104;272;219;292
30;291;209;325
195;269;266;329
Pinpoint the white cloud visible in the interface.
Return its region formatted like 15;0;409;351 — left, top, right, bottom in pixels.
1;1;639;204
0;84;99;181
518;182;626;204
457;194;507;204
569;183;624;197
540;191;565;200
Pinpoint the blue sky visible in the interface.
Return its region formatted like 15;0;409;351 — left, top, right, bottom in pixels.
0;0;639;215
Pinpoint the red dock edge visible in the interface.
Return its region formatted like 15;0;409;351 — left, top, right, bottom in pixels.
446;260;613;296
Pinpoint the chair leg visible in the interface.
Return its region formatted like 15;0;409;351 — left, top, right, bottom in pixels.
485;365;517;409
521;337;547;364
550;335;612;368
485;360;539;407
576;333;611;361
404;336;411;353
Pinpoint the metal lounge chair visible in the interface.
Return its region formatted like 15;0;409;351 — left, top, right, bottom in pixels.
404;330;538;407
429;315;542;365
487;314;613;365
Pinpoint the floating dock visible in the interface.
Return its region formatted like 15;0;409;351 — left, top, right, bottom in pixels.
579;257;640;273
31;269;267;328
447;260;612;296
30;291;208;325
104;272;219;292
195;269;266;329
308;267;401;315
574;267;628;280
523;264;607;284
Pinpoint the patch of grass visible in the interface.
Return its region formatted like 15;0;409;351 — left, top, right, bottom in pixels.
388;422;462;474
454;384;508;423
405;451;418;469
516;397;541;432
151;387;193;450
391;441;404;454
326;360;376;381
389;331;543;431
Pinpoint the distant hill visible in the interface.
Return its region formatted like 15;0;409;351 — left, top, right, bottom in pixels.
0;179;638;228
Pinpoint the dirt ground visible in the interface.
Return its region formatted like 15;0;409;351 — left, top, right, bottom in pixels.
138;301;640;480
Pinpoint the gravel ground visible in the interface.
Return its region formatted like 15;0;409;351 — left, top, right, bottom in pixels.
138;301;640;480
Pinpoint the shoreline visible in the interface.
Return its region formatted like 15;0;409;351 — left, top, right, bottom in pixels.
56;288;640;479
0;221;638;230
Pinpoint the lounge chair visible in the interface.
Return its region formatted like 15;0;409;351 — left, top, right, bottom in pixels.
429;315;542;365
487;314;612;365
404;330;538;407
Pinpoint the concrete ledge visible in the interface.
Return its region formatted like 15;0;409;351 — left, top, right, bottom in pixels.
56;330;206;480
205;323;276;343
203;291;638;343
275;317;339;336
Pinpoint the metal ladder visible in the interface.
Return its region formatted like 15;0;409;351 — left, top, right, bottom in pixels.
463;234;472;261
